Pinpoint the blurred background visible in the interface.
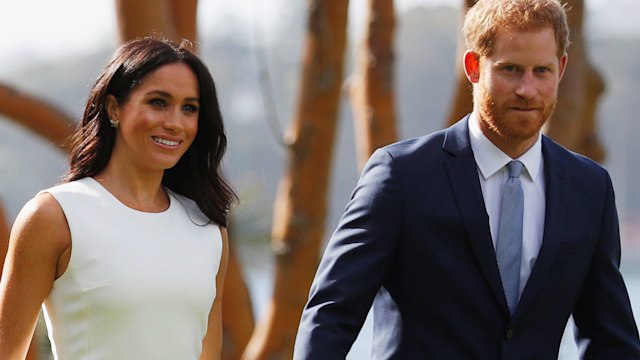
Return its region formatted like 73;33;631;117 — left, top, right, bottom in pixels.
1;0;639;358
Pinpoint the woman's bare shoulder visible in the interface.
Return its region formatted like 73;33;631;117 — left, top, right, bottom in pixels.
12;192;70;253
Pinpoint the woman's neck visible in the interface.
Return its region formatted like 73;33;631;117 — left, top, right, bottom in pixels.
93;159;169;213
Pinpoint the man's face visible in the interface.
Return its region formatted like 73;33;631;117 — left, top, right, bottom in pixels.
470;27;567;155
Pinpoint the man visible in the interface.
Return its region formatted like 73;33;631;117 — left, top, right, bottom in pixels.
293;0;640;358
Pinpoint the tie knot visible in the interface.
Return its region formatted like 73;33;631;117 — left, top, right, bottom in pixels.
507;160;524;178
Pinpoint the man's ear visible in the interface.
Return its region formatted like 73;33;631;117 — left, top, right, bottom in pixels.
558;53;568;81
105;95;119;121
463;50;481;83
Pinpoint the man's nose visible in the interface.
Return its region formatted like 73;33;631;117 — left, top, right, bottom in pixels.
515;72;537;99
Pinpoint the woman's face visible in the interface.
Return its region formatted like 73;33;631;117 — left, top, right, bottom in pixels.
108;62;200;173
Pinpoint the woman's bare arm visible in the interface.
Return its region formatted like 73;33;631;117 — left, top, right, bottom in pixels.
199;227;229;360
0;193;70;358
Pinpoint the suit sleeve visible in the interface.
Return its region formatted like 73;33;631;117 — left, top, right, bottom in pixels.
573;172;640;359
293;148;403;360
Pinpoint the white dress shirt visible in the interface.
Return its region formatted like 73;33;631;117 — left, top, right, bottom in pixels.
468;113;546;299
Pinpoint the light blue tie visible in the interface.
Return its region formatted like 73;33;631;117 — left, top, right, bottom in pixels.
496;160;524;314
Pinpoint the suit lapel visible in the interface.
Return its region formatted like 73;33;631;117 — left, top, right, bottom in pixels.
443;118;509;313
513;137;568;318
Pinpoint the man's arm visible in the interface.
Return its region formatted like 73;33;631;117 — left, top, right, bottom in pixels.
573;173;640;358
293;148;403;359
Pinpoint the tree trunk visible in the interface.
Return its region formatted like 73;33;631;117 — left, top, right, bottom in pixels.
221;242;255;360
0;83;75;151
573;63;605;162
445;0;476;126
115;0;198;47
545;0;605;162
350;0;398;169
241;0;350;358
169;0;198;44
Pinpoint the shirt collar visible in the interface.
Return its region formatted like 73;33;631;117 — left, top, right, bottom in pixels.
468;111;542;181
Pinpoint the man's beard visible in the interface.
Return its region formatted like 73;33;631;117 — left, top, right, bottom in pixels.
477;86;556;142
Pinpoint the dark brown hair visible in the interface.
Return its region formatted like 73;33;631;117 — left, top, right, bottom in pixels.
65;37;236;226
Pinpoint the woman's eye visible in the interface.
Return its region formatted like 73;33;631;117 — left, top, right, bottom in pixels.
149;98;167;108
183;104;199;113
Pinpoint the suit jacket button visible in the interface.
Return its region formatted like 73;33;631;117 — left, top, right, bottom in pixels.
506;328;514;339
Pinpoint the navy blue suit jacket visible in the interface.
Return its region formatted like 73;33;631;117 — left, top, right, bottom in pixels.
294;117;640;359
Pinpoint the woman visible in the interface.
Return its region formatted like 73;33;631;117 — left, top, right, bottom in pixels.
0;37;235;359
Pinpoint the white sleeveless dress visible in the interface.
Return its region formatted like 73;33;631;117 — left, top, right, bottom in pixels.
40;177;222;360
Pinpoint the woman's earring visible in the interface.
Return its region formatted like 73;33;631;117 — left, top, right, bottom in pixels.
109;119;119;128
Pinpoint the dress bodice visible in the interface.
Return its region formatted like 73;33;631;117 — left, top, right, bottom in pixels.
41;177;222;360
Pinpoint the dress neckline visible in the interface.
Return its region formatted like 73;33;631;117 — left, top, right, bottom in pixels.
84;177;174;215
